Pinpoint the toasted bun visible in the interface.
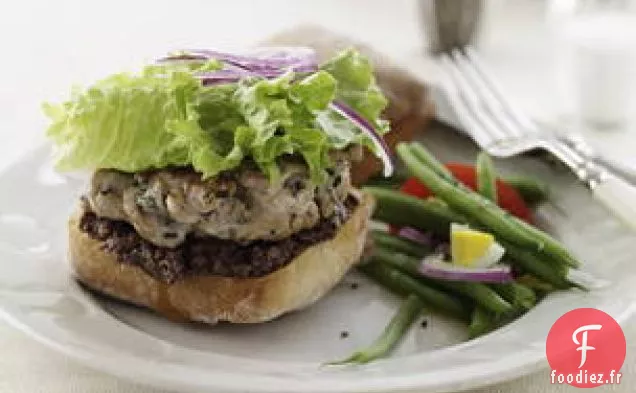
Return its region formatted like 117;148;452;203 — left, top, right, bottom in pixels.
68;192;374;324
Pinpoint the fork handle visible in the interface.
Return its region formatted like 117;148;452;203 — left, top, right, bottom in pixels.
592;173;636;230
557;134;636;186
591;155;636;188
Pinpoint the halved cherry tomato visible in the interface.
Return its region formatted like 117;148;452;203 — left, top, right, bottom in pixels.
400;163;534;224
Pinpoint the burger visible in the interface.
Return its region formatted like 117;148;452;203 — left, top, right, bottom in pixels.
44;47;396;323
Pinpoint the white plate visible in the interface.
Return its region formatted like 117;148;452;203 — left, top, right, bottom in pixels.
1;127;635;393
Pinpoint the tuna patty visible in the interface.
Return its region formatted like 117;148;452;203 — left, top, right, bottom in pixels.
86;157;352;247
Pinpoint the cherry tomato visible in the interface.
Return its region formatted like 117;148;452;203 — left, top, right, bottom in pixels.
400;163;534;224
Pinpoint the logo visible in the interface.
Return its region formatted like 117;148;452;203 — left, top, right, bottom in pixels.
572;324;602;368
546;308;626;388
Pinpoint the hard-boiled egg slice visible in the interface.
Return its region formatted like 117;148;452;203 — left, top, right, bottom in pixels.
451;223;505;268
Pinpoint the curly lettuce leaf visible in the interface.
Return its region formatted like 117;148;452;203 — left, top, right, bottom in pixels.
44;68;199;172
320;49;389;134
44;48;389;182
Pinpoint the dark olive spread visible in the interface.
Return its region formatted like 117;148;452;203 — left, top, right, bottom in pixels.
78;196;357;283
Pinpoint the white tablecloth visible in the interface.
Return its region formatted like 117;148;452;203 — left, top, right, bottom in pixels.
0;1;634;392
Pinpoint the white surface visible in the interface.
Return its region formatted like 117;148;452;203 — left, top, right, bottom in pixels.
593;173;636;231
562;12;636;126
0;0;635;392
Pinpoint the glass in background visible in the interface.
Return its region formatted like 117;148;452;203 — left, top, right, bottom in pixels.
549;0;636;130
418;0;484;54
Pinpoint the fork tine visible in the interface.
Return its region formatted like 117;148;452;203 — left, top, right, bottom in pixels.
459;49;589;168
462;48;590;166
464;47;538;133
439;53;509;144
450;49;526;140
437;55;495;149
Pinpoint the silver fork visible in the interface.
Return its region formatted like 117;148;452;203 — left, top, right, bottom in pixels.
438;47;636;229
557;132;636;186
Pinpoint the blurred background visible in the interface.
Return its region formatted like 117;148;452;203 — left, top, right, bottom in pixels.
2;0;636;173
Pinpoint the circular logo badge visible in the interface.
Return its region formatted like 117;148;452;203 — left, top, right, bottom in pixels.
546;308;626;388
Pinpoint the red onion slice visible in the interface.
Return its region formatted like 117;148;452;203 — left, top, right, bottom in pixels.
165;47;318;73
328;101;394;177
156;53;209;62
245;46;318;69
397;227;432;246
419;255;514;283
195;69;287;85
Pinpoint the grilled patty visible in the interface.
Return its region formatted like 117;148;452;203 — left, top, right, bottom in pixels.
78;196;356;284
87;157;352;248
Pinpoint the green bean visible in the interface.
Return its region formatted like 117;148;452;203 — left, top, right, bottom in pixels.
510;215;579;268
373;248;514;315
367;169;575;291
503;175;550;206
476;152;498;203
398;144;538;247
489;282;537;311
468;308;496;339
328;294;424;365
395;183;573;287
426;197;451;209
516;275;556;295
363;186;464;236
397;143;579;268
364;170;409;188
371;231;432;258
441;280;514;315
358;262;470;321
469;307;526;339
409;143;455;181
410;143;549;206
418;200;573;287
499;239;577;290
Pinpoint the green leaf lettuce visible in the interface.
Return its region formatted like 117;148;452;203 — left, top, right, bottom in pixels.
44;49;389;182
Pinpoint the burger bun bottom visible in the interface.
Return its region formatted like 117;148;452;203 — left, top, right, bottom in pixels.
68;192;374;324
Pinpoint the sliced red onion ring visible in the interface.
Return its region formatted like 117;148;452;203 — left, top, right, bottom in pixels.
195;69;288;85
167;47;318;72
245;46;318;68
418;255;514;283
156;53;209;62
397;227;432;246
328;101;394;177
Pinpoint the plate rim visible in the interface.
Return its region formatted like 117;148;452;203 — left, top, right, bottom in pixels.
2;301;633;393
1;143;635;393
